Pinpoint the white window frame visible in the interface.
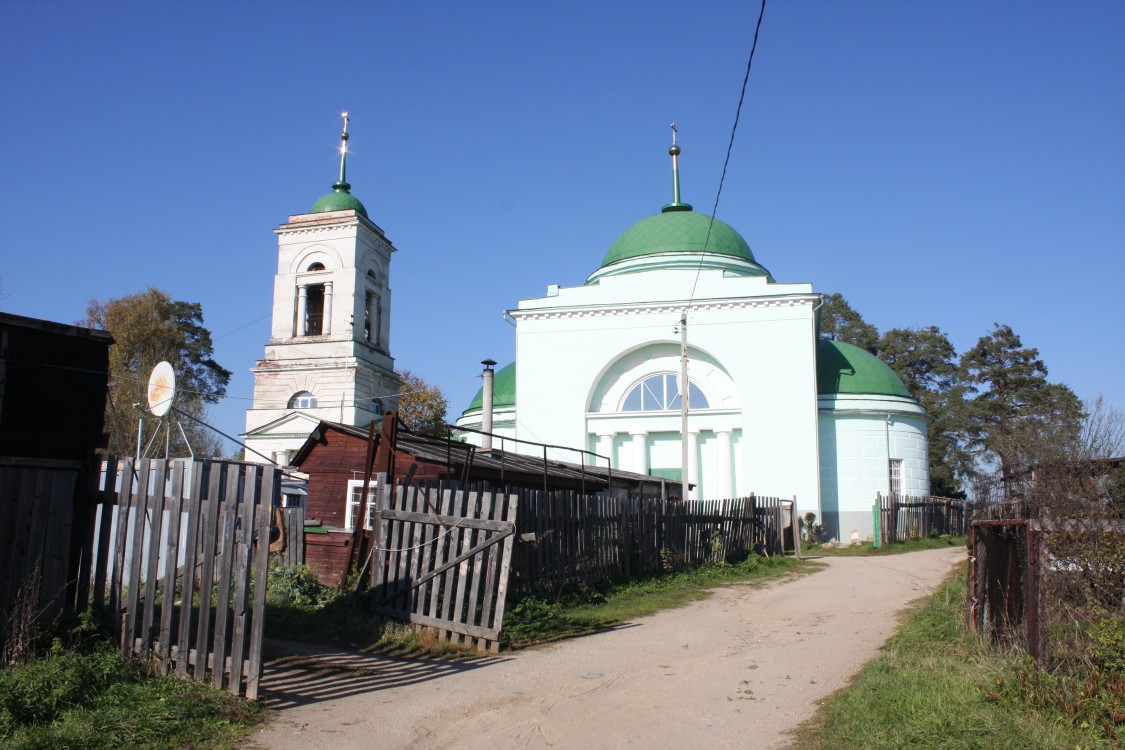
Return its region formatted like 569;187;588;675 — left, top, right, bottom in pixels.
345;478;378;530
889;458;903;499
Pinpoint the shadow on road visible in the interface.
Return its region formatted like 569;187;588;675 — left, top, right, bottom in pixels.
260;639;508;710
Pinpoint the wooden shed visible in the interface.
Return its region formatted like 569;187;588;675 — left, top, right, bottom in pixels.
289;418;670;585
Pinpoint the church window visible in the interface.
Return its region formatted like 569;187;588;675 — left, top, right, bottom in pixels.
889;458;903;499
289;391;317;409
345;479;378;530
364;289;382;347
621;373;709;412
305;284;325;335
307;262;326;271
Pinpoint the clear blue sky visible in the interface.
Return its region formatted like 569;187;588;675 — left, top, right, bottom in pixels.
2;2;1122;450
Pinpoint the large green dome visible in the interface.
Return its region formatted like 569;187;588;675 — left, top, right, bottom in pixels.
599;205;758;268
311;183;368;218
816;340;912;398
461;362;517;416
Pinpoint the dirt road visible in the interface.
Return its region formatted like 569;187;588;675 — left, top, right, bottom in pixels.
251;547;964;750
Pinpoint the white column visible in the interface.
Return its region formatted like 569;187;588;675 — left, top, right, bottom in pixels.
597;433;614;466
687;429;700;500
631;431;647;474
716;428;733;500
323;281;333;336
295;285;308;336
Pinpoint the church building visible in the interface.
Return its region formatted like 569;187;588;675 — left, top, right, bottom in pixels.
457;133;929;540
243;116;400;467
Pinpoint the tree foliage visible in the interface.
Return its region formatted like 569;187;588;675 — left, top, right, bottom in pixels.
956;323;1082;498
878;326;967;497
818;293;879;353
396;370;448;436
84;288;231;458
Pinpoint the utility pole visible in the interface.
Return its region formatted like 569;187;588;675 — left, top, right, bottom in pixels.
680;308;690;502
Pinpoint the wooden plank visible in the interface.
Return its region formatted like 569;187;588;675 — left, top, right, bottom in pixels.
439;487;467;637
109;458;133;644
373;606;500;641
139;461;168;657
245;466;277;700
426;487;453;622
91;461;118;612
156;460;185;674
375;507;516;533
405;481;429;620
410;482;437;621
468;489;494;649
73;465;101;612
0;466;19;615
450;489;480;643
176;461;204;677
123;460;151;657
370;479;393;604
193;463;223;681
227;464;259;695
489;492;519;654
210;463;241;690
39;469;77;618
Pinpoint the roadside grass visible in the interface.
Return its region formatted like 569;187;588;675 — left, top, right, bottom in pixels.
788;570;1112;750
503;553;816;648
803;534;966;557
0;643;260;750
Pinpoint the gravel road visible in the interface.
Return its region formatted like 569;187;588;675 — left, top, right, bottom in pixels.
251;546;965;750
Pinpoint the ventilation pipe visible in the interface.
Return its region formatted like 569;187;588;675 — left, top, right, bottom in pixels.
481;359;497;451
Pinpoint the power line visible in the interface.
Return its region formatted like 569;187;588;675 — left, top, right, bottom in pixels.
686;0;768;309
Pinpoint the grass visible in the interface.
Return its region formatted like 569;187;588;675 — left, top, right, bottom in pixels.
0;646;261;750
789;570;1117;750
503;553;815;648
804;534;967;557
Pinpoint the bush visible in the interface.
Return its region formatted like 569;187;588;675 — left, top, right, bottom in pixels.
266;562;331;609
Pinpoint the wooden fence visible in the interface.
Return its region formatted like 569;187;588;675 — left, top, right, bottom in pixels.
510;492;791;597
0;457;83;651
874;494;971;545
73;458;277;699
270;506;305;567
369;480;517;652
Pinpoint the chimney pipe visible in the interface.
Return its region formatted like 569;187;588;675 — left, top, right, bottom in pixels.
481;359;497;451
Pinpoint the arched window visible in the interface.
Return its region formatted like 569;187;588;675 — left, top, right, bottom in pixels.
307;262;326;271
621;373;709;412
288;391;317;409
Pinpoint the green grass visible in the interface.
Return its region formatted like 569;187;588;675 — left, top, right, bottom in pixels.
804;534;966;556
0;647;261;750
789;571;1117;750
503;553;815;648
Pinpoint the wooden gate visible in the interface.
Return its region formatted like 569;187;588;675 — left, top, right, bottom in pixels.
369;481;517;652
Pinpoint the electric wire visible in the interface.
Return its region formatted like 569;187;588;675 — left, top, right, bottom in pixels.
685;0;768;312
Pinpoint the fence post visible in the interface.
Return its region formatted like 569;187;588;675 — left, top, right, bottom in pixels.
873;496;881;549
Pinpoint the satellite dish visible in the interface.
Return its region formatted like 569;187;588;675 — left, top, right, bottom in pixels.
147;361;176;417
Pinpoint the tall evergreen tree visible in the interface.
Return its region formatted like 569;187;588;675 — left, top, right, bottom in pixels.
818;293;880;353
957;323;1081;497
84;288;231;457
878;326;967;497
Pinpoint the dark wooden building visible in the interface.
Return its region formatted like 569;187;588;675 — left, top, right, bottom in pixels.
0;312;113;461
290;419;670;585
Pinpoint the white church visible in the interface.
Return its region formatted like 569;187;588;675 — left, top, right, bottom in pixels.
244;120;929;540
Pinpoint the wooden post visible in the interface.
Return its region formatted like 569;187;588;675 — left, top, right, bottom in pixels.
790;496;801;559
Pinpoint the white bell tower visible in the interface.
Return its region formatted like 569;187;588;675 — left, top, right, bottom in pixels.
243;114;401;466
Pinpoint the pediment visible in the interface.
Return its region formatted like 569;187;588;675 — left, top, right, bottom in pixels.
243;411;323;439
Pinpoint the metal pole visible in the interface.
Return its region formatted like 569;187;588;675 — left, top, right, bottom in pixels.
680;309;689;502
136;416;143;460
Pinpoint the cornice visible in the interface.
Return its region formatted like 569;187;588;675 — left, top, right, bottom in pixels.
511;295;817;322
276;217;394;251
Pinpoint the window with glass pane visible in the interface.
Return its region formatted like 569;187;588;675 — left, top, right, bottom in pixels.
889;459;903;499
622;373;709;411
345;479;378;530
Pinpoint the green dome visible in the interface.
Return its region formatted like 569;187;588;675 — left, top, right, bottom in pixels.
600;206;758;268
311;183;368;218
462;362;516;416
817;339;912;398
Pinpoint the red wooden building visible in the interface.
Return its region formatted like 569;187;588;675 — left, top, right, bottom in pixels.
290;418;668;585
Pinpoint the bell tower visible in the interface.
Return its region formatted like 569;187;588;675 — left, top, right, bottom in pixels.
244;114;401;466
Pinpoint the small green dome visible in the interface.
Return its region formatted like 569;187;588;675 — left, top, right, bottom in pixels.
600;206;757;268
462;362;517;416
817;339;912;398
311;182;368;218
